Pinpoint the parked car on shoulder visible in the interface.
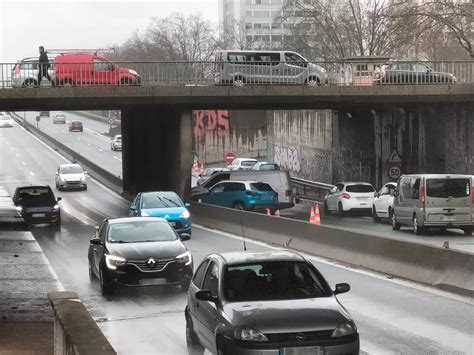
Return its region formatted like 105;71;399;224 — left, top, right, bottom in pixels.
129;191;191;236
197;167;230;186
185;250;359;355
227;158;257;171
12;185;61;226
0;113;14;128
88;217;192;296
69;120;83;132
11;57;55;88
193;180;278;211
54;54;141;86
374;62;457;84
324;182;375;215
372;182;397;222
53;114;66;124
251;162;280;171
391;174;473;236
110;134;122;151
55;163;87;191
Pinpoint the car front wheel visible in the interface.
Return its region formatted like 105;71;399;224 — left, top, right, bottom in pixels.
413;215;423;235
233;202;245;210
391;213;401;230
186;313;204;355
372;206;380;222
100;266;113;296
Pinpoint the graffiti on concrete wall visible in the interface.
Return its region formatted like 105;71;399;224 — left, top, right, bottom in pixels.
274;145;301;173
194;110;229;138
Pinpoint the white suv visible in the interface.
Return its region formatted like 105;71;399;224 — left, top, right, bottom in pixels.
110;135;122;151
372;182;397;222
11;57;55;88
227;158;257;170
324;182;375;215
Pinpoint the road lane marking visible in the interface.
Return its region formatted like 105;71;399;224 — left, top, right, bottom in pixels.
99;148;103;152
10;147;14;150
15;153;19;157
22;162;26;166
29;172;34;176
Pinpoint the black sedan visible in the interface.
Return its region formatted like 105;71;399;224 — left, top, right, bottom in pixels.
186;251;359;355
12;185;61;226
374;62;457;84
88;217;193;296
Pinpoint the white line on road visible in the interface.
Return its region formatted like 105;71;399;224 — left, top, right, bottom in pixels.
29;172;34;176
22;162;26;166
15;153;19;157
99;148;103;152
10;147;14;150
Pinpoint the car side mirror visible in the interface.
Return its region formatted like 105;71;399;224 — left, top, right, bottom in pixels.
130;205;137;211
90;237;102;245
185;203;191;208
56;197;62;202
180;233;191;241
196;290;217;303
334;283;350;295
374;192;379;198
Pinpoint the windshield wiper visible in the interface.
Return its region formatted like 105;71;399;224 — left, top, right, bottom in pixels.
156;196;170;207
162;197;180;207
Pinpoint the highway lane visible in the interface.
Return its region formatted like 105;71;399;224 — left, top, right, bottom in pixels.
1;121;473;354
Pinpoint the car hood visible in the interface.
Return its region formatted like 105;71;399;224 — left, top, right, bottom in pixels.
59;173;84;181
107;239;186;260
222;297;350;333
141;206;185;219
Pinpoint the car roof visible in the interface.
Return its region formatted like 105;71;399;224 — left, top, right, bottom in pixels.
60;163;82;168
400;174;473;179
16;185;52;191
108;217;168;224
213;251;306;265
216;180;259;184
141;191;178;196
71;120;82;123
236;158;257;161
337;182;374;185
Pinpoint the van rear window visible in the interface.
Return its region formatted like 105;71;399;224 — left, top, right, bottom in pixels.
346;184;375;193
251;183;273;192
426;178;470;198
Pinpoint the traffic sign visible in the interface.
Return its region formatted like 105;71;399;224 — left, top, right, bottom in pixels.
387;150;402;164
108;118;114;125
388;166;401;180
225;152;236;164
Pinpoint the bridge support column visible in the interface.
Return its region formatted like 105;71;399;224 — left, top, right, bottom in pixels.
121;106;192;201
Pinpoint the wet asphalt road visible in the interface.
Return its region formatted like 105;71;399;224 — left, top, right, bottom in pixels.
1;120;473;354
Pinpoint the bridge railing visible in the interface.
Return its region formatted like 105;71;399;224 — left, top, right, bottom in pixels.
1;60;473;88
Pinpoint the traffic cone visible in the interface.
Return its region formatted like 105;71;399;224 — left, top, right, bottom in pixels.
266;208;272;216
274;209;280;217
309;205;315;223
314;204;321;225
193;160;199;176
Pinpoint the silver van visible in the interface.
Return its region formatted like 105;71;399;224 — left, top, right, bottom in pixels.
391;174;473;235
191;170;294;209
214;50;328;86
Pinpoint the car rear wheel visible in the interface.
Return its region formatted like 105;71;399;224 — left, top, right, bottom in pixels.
338;202;345;216
88;261;96;282
232;76;245;87
186;313;204;355
463;226;473;236
306;76;320;86
413;215;423;235
391;213;401;230
372;206;380;222
23;79;37;88
324;201;331;215
233;202;245;210
61;79;74;87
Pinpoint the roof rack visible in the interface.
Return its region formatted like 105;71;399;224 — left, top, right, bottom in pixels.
46;48;116;56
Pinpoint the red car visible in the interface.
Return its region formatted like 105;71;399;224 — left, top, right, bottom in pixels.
54;54;141;86
69;120;83;132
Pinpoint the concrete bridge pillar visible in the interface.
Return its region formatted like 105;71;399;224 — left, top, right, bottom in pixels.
121;106;192;201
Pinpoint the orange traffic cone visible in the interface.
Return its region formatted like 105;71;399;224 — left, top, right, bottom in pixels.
314;204;321;225
309;205;315;223
266;208;272;216
193;160;199;175
274;209;280;217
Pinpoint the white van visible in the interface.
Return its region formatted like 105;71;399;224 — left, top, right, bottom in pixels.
192;170;294;209
391;174;473;235
214;50;328;86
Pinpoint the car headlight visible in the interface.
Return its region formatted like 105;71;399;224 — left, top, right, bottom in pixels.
331;322;357;338
105;254;126;270
141;211;150;217
15;206;22;212
234;327;268;342
53;204;60;210
129;69;138;76
80;176;86;182
175;251;192;265
180;209;190;219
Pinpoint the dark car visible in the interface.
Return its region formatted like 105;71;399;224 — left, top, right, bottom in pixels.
374;62;457;84
186;251;359;355
12;185;61;226
39;111;50;118
69;120;83;132
88;217;193;296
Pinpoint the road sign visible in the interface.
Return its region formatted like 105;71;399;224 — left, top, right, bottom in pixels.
108;118;114;125
387;150;402;164
225;152;236;164
388;166;401;180
36;116;41;122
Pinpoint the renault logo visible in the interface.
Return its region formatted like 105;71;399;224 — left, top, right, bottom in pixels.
146;258;156;267
295;333;306;342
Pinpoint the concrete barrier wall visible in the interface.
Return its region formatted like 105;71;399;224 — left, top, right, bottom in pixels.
48;292;116;355
191;202;474;297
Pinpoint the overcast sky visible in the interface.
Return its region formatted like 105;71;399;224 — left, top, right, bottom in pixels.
0;0;219;63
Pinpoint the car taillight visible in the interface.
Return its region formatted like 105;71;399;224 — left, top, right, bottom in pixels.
419;186;425;206
14;64;20;75
341;193;350;199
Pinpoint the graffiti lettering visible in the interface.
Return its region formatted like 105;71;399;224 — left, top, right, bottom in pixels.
274;145;301;173
194;110;229;138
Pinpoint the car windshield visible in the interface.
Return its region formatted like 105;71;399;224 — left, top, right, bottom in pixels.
250;183;273;191
259;164;278;170
17;188;54;201
107;221;177;243
224;261;332;302
426;178;470;198
346;184;375;193
141;192;183;208
60;165;83;174
241;161;256;166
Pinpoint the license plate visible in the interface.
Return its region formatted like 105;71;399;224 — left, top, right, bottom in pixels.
280;346;322;355
139;278;167;286
32;213;45;218
442;216;456;222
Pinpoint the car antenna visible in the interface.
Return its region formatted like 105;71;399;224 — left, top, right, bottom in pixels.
240;216;247;251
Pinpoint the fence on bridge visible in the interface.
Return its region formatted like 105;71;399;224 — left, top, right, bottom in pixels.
1;60;473;88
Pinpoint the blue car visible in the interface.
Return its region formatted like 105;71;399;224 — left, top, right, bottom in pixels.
129;191;191;235
195;180;279;211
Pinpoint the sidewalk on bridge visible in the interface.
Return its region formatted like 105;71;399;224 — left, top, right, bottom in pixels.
0;187;62;354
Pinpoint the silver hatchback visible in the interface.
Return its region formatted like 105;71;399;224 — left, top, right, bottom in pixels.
11;57;55;88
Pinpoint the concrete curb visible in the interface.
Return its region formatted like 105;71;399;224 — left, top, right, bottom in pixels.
191;202;474;297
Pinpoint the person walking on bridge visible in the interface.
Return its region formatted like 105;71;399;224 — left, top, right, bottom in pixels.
37;46;52;86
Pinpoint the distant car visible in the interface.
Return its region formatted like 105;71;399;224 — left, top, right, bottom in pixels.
185;250;359;355
69;120;83;132
372;182;397;222
196;167;230;186
0;114;14;128
53;114;66;124
227;158;257;171
39;111;50;118
129;191;191;236
324;182;375;215
55;163;87;191
12;185;61;226
194;180;279;211
11;57;55;88
88;217;192;296
374;62;457;84
110;135;122;151
251;162;280;171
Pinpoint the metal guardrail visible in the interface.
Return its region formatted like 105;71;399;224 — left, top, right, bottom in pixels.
1;60;472;89
291;177;333;203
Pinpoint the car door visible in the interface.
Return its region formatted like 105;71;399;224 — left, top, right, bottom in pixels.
92;220;108;274
282;52;306;84
195;260;220;351
201;183;226;205
129;193;141;216
92;59;114;85
375;185;390;216
329;184;344;210
325;186;338;210
224;182;245;207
